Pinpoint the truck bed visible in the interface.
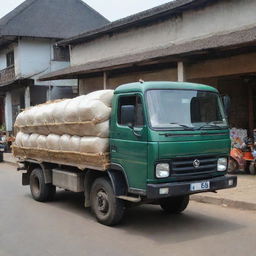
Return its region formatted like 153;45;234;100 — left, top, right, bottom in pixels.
12;145;110;171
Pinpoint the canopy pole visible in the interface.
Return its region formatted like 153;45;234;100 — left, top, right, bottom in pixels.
103;72;108;90
177;62;186;82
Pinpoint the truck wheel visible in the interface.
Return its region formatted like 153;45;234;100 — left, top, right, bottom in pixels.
30;168;56;202
160;195;189;214
90;177;125;226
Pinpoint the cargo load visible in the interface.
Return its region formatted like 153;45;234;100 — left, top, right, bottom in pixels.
13;90;114;170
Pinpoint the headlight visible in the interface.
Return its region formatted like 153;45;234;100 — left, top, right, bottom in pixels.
156;163;170;178
217;158;228;172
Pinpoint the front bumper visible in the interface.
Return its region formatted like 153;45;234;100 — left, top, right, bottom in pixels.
147;175;237;199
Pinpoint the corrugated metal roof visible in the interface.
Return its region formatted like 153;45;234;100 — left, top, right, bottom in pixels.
0;0;109;39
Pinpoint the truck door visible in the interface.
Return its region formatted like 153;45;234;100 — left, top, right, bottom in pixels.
110;94;148;192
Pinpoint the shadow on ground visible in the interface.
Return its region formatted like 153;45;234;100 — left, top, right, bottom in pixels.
23;189;244;245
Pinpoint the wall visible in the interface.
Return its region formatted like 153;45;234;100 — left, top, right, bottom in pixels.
79;77;104;94
186;52;256;80
79;68;177;94
16;38;77;87
71;0;256;66
16;38;51;79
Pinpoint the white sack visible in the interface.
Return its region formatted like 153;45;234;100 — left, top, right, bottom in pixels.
80;121;109;137
59;134;72;151
86;90;114;107
34;105;45;125
70;136;81;151
42;104;55;124
21;110;31;127
46;134;60;150
28;134;39;148
37;135;47;149
80;137;109;153
15;132;24;147
78;100;111;122
15;112;26;127
26;107;39;126
53;99;71;123
22;133;30;148
66;120;109;138
64;98;82;123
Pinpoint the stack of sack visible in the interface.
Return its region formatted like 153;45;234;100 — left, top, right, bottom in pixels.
13;90;114;170
230;127;248;149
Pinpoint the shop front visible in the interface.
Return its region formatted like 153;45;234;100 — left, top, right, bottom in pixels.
187;53;256;174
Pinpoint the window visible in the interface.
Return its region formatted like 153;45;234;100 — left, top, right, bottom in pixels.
118;95;144;127
53;46;70;61
147;89;227;130
6;51;14;67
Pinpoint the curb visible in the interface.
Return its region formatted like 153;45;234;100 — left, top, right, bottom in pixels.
191;194;256;211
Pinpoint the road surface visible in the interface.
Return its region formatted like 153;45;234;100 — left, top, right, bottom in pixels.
0;163;255;256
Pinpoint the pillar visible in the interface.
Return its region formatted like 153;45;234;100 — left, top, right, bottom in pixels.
47;86;52;101
4;92;12;132
24;86;30;108
177;61;186;82
103;72;108;90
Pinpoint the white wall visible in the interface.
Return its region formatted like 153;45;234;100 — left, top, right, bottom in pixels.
71;0;256;66
16;38;51;78
16;38;77;87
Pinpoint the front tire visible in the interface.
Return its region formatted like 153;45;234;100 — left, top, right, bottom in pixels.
160;195;189;214
30;168;56;202
90;177;125;226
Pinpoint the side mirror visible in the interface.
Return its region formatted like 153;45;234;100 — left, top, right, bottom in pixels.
120;105;135;126
222;95;231;118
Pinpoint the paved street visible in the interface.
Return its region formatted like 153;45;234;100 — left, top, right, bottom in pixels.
0;163;255;256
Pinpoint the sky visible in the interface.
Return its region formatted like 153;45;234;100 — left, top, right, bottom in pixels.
0;0;172;21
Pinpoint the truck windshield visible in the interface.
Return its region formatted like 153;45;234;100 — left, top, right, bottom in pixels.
147;89;228;130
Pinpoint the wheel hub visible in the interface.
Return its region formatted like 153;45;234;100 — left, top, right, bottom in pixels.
96;190;109;213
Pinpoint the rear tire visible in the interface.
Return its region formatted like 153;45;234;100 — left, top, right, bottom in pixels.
30;168;56;202
160;195;189;214
90;177;125;226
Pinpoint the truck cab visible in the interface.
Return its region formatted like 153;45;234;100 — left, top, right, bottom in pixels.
110;81;236;201
18;81;237;226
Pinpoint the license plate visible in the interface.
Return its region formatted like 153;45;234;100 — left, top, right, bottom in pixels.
190;181;210;191
0;148;4;152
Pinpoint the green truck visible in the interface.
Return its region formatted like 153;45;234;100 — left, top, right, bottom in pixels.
18;81;237;226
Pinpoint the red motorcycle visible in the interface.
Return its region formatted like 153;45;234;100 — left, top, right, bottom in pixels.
229;147;256;175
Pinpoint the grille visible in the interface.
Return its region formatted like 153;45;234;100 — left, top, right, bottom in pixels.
171;155;217;176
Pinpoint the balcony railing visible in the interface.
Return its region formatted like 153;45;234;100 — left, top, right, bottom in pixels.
0;66;15;85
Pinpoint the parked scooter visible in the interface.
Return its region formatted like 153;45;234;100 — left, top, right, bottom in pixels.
228;137;256;175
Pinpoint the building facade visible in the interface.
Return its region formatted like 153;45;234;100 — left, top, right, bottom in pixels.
40;0;256;135
0;0;109;132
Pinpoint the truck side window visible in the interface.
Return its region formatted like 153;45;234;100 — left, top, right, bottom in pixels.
118;96;144;127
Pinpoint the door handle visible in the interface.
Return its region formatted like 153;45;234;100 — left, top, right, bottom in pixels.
111;145;117;153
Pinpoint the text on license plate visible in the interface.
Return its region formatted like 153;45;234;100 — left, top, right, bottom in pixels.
190;181;210;191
